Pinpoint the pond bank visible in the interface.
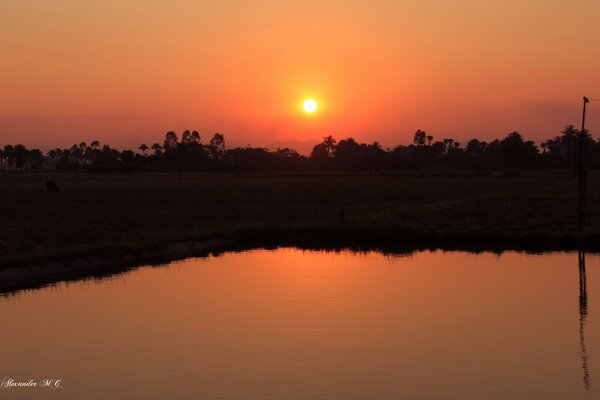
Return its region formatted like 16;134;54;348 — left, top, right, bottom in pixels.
2;224;600;295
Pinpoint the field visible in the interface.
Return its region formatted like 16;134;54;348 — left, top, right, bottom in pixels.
1;171;600;268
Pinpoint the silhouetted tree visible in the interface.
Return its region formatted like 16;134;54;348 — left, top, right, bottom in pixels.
334;138;363;169
162;131;180;171
323;135;336;156
413;129;427;146
310;143;330;169
3;126;598;173
163;131;179;152
28;149;44;170
310;136;337;170
3;145;14;169
181;130;201;150
466;139;485;155
151;143;162;157
275;148;303;169
12;145;29;169
499;132;539;168
208;133;226;160
121;150;135;165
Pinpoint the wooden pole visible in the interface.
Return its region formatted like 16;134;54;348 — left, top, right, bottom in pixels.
578;97;590;231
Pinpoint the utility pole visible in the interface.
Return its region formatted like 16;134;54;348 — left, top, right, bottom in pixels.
578;97;590;230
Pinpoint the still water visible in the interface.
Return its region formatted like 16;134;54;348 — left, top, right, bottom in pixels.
0;249;598;399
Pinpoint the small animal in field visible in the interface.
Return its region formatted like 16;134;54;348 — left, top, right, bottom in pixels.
46;181;60;193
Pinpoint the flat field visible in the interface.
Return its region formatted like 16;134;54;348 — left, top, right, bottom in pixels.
1;171;599;267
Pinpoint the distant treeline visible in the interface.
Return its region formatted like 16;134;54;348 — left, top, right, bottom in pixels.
0;126;596;172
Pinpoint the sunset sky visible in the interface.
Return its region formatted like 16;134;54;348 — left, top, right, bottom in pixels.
1;0;599;151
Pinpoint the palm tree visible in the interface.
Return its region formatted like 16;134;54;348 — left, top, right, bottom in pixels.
139;144;148;156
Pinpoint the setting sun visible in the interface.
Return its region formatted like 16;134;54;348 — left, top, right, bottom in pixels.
303;99;318;113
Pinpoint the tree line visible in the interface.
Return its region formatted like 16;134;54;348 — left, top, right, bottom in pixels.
0;126;597;172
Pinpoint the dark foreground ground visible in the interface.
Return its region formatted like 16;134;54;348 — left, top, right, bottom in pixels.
2;171;600;268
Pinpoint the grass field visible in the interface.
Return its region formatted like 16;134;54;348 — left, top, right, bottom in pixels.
1;171;600;267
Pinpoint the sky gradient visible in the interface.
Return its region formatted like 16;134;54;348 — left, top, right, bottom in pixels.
1;0;599;151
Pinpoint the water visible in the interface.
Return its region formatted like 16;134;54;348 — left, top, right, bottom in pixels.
0;249;598;399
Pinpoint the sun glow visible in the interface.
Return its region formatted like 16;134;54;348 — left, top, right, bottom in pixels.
303;99;318;113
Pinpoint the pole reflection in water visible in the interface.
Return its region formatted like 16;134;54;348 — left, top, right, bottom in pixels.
579;250;590;390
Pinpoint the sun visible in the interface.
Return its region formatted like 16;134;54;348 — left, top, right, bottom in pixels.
303;99;318;113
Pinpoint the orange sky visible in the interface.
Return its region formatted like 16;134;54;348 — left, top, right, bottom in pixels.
1;0;599;151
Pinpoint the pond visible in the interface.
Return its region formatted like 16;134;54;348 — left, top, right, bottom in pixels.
0;249;598;399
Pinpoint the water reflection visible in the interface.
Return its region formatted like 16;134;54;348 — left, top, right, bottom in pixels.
579;251;590;390
0;249;597;399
